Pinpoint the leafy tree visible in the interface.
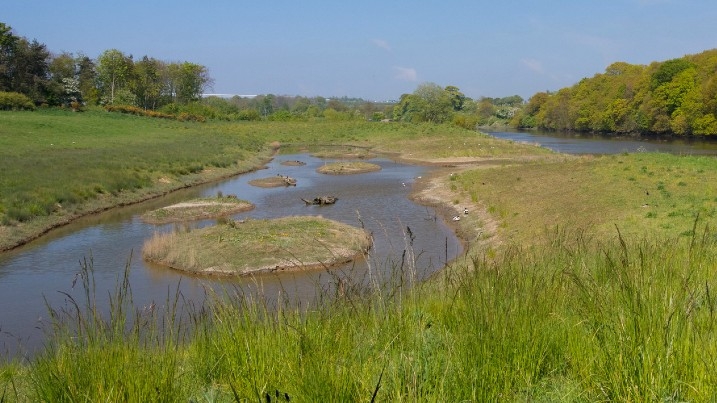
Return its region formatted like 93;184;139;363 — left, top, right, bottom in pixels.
75;54;98;104
8;38;51;104
133;56;166;109
650;58;694;90
96;49;132;104
0;22;19;92
414;83;453;123
48;52;78;105
167;62;211;104
445;85;466;111
477;98;495;120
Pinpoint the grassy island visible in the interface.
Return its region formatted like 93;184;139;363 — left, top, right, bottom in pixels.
316;161;381;175
140;196;253;224
142;216;371;275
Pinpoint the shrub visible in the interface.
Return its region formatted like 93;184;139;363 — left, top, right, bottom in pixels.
0;91;36;111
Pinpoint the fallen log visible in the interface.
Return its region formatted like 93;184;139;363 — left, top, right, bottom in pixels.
301;196;338;205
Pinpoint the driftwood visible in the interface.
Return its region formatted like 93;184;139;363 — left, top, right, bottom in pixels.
301;196;338;205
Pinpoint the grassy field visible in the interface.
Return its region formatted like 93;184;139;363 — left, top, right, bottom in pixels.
2;109;717;401
451;152;717;247
0;108;270;250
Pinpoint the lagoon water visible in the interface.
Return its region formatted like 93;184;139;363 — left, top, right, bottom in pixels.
0;154;461;358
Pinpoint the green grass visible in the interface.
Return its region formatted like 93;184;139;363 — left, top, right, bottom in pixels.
453;152;717;247
3;224;717;401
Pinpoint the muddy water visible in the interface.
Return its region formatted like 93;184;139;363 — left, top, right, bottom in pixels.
0;154;461;357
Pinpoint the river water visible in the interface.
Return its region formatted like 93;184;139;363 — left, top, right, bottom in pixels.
0;154;460;358
486;129;717;156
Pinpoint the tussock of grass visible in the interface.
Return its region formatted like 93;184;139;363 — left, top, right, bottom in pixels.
142;216;372;275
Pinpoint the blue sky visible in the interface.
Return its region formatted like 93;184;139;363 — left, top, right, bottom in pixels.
4;1;717;101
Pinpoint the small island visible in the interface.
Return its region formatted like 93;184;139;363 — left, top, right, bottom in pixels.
249;174;297;187
140;196;254;224
316;161;381;175
142;216;372;276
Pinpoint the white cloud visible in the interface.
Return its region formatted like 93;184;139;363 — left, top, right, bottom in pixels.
372;39;391;51
521;58;543;73
393;66;418;82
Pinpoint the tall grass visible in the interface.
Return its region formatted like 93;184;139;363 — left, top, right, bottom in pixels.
27;254;190;402
2;222;716;401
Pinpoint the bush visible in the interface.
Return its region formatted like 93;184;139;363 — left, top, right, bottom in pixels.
0;91;36;111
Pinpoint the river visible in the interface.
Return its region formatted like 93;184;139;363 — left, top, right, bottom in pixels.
0;154;461;358
485;129;717;156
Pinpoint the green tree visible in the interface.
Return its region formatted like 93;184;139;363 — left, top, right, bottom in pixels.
415;83;453;123
445;85;466;111
97;49;132;104
167;61;211;104
0;22;19;92
75;54;98;105
133;56;166;109
48;52;78;106
8;38;51;104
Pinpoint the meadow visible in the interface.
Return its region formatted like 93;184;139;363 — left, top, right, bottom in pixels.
1;109;717;401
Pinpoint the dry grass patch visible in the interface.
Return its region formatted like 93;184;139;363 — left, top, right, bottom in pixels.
316;161;381;175
141;196;254;224
142;216;372;275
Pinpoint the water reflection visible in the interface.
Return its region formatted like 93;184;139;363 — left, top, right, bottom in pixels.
0;154;461;358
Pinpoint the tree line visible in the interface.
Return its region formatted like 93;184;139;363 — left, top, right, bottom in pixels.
0;22;211;110
513;48;717;136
